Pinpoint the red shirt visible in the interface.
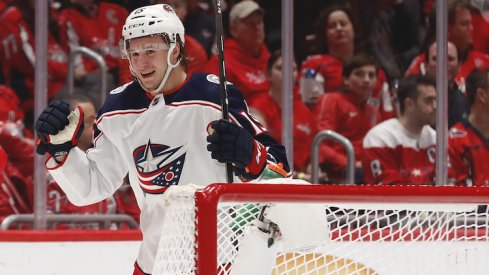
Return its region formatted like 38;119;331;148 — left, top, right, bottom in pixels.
0;161;32;224
472;12;489;55
205;39;270;101
0;5;68;109
362;118;437;185
0;85;24;122
313;92;381;172
448;121;489;186
300;54;394;119
58;2;129;83
0;132;34;224
405;51;489;88
185;35;208;74
248;90;317;171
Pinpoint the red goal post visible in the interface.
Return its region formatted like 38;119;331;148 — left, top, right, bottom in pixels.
153;183;489;275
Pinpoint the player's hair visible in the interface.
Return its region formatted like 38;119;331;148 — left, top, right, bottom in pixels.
342;53;378;79
465;68;489;106
397;75;436;114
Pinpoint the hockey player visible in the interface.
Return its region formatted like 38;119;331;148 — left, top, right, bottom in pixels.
362;75;437;185
34;4;289;274
449;68;489;186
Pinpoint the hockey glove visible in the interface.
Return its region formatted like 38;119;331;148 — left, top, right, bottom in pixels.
35;100;84;158
207;119;267;178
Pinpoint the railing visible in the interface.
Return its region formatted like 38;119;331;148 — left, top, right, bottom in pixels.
311;130;355;185
0;214;139;230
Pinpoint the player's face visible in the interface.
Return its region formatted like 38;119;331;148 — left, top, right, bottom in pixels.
344;65;377;101
326;10;354;50
128;36;170;91
413;84;437;126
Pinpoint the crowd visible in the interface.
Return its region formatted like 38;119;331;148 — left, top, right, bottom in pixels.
0;0;488;228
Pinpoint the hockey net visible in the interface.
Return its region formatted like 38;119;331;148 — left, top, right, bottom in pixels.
152;182;489;275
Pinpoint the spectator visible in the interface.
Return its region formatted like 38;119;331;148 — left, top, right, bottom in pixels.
426;41;468;127
448;68;489;186
0;145;32;224
0;118;35;223
406;0;489;90
152;0;208;73
184;0;216;57
0;85;25;132
0;0;68;128
314;53;381;184
362;75;437;186
248;50;317;174
350;0;422;80
59;94;97;151
114;175;140;223
57;0;130;102
471;1;489;55
205;0;270;102
300;5;394;119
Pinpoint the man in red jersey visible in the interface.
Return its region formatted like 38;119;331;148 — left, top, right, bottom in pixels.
205;0;270;101
449;68;489;186
362;75;437;185
314;53;381;183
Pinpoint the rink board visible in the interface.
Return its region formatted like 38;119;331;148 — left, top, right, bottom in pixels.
0;230;142;275
0;229;488;275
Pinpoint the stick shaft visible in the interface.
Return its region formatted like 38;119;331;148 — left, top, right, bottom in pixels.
214;0;233;183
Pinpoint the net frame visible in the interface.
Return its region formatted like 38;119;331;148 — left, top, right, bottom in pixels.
195;184;489;274
155;184;489;274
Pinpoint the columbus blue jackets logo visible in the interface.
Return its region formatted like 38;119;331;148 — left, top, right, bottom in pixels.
133;140;186;193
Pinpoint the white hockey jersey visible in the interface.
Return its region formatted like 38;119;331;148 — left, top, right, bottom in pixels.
361;118;436;185
45;73;289;273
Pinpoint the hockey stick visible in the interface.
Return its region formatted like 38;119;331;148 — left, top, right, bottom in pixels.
214;0;233;183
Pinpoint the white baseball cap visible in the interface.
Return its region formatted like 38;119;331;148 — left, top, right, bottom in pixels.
229;0;264;25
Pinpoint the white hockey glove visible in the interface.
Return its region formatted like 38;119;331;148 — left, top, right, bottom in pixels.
35;100;84;158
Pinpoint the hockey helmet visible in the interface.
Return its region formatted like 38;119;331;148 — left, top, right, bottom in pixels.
121;4;185;58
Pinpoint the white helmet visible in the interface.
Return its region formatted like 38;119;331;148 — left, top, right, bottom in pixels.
121;4;185;94
122;4;185;48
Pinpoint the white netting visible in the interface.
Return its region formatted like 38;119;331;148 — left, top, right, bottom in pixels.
153;185;489;275
152;185;200;275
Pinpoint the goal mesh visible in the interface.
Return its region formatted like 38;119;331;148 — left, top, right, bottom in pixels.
152;184;489;275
